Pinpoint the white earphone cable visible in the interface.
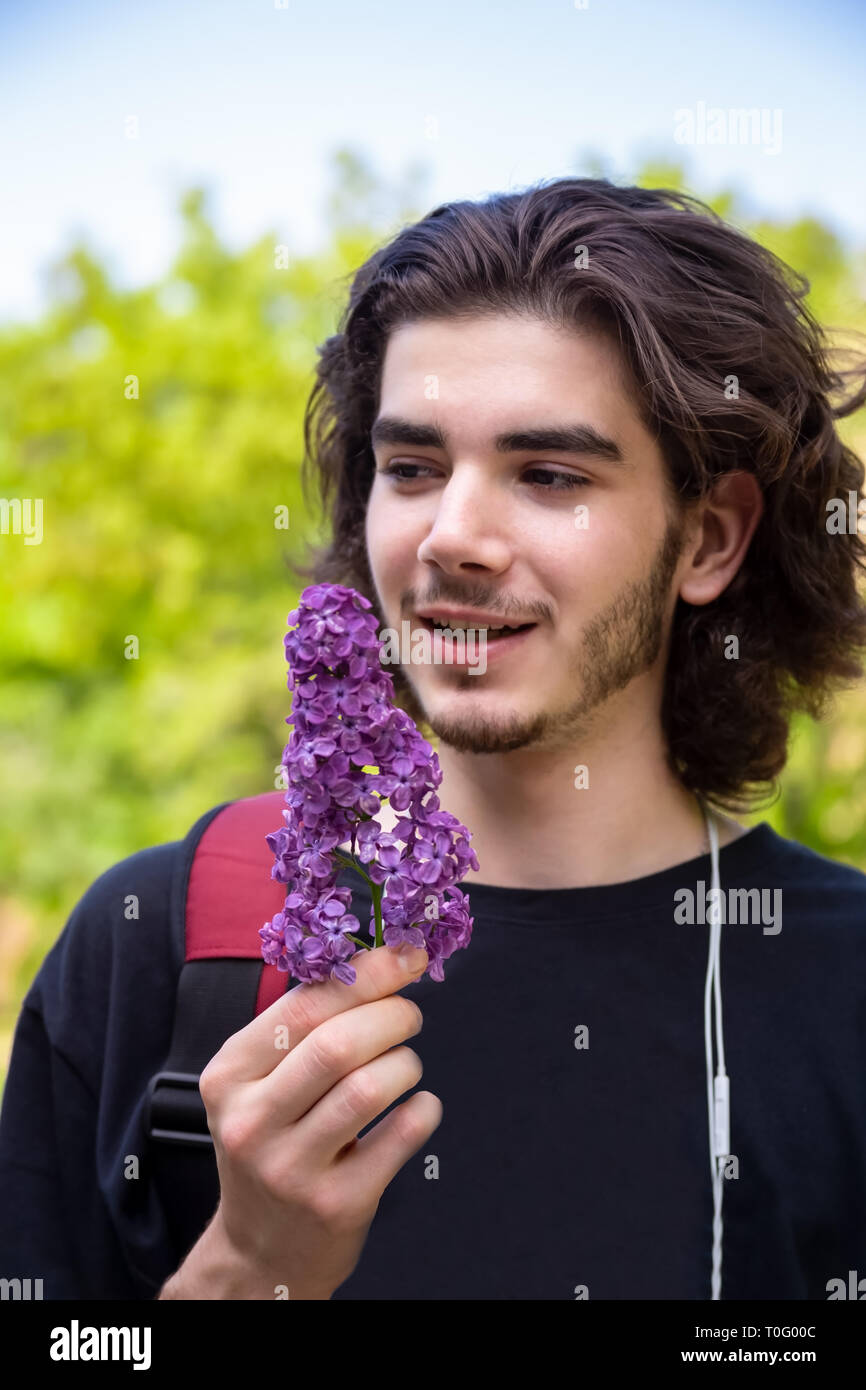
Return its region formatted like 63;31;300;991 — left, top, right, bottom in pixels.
699;795;727;1301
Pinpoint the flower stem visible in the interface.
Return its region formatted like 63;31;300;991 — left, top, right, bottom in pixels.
331;846;383;946
373;883;384;948
332;848;375;885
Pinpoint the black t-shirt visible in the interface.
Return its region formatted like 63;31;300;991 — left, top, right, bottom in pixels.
1;804;865;1300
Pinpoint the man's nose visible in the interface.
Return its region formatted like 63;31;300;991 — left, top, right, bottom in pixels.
416;469;512;574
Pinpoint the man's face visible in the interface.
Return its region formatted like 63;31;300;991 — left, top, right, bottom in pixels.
364;311;688;754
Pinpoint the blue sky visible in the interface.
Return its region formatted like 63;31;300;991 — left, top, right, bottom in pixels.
1;0;864;324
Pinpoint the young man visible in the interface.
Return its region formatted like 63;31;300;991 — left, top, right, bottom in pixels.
2;178;865;1301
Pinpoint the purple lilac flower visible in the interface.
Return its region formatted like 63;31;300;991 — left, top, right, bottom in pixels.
259;583;478;985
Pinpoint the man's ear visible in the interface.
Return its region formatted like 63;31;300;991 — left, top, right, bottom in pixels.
678;471;764;606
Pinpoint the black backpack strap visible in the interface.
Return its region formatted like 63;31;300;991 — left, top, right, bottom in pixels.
143;801;270;1262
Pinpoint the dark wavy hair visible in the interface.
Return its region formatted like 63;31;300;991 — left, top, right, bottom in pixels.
297;176;866;814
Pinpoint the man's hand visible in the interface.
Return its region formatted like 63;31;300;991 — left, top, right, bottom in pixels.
157;942;439;1300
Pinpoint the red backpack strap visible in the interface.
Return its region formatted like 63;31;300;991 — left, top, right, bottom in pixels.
145;793;289;1146
185;790;290;1015
142;792;291;1262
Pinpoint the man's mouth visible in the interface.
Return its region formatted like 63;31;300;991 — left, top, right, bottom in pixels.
416;615;537;643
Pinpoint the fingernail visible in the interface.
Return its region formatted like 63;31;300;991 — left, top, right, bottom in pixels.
397;944;428;972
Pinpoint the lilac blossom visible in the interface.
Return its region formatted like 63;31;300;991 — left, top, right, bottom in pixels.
259;583;478;986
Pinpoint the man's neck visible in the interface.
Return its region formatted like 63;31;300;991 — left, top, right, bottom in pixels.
426;742;745;891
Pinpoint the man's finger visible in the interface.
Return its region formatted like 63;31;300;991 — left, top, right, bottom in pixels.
206;942;429;1081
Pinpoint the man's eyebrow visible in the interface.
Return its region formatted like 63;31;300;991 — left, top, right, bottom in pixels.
370;415;624;463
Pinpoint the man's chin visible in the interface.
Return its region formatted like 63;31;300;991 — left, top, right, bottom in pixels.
423;700;551;755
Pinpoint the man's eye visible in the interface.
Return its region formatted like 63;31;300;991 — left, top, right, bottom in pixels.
524;467;591;490
379;461;435;481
